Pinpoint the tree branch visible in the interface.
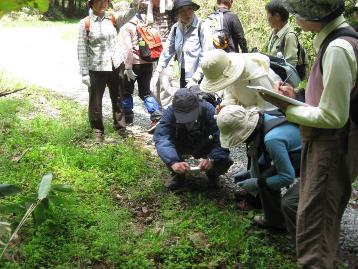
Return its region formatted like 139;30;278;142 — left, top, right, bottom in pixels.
0;87;26;97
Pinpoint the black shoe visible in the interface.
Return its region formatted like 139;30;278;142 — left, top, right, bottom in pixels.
233;170;251;183
125;112;134;125
165;174;185;191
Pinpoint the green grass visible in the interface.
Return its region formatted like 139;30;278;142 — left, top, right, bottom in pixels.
0;77;299;268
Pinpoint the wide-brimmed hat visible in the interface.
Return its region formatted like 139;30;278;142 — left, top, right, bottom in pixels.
200;49;245;93
217;105;259;148
282;0;344;22
172;88;200;123
173;0;200;12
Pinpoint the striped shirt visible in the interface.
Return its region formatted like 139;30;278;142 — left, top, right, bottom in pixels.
77;9;136;75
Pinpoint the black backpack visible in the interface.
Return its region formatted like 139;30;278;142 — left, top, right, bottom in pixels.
278;31;308;80
266;54;301;87
318;27;358;126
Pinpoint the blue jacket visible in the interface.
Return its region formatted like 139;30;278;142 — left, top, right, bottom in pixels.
263;114;301;190
154;102;230;167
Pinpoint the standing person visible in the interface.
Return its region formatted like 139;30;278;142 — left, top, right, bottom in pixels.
150;0;214;90
261;0;358;268
212;0;248;53
265;0;307;79
266;0;298;66
150;0;177;110
119;12;162;130
77;0;139;141
153;88;232;190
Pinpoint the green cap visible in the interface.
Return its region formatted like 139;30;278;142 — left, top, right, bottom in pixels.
282;0;344;21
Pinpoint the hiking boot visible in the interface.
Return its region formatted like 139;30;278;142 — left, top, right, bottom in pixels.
125;112;134;125
118;128;128;138
95;130;104;142
253;215;286;231
165;174;185;191
207;174;220;189
147;119;159;134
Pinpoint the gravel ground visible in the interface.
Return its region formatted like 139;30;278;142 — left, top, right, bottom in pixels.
0;25;357;266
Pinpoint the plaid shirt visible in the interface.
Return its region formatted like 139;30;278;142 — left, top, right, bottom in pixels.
77;9;136;75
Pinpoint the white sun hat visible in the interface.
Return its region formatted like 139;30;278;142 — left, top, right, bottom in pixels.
217;105;260;148
200;49;245;93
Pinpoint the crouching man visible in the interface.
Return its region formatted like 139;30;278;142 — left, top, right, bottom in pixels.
153;88;233;190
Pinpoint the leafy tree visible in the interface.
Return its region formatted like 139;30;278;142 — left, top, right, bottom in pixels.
0;0;49;19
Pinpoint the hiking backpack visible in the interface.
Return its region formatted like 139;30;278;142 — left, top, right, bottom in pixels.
278;31;308;80
267;54;301;87
130;20;163;62
84;15;117;38
206;11;230;50
318;27;358;126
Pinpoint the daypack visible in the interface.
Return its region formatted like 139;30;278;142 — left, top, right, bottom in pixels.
318;27;358;126
189;85;221;108
206;11;230;50
84;15;117;38
267;54;301;87
130;20;163;62
278;31;308;80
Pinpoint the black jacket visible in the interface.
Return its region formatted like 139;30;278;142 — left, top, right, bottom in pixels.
216;7;248;53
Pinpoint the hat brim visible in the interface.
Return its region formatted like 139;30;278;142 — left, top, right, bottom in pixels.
174;106;200;124
174;3;200;12
200;53;245;93
219;112;259;148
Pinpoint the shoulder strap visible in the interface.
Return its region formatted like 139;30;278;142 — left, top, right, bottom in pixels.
84;16;90;37
197;20;202;47
263;117;287;135
84;14;118;37
319;27;358;73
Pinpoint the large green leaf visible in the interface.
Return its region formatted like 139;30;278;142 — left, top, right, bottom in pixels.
0;184;21;198
0;0;49;19
37;173;53;200
52;184;73;193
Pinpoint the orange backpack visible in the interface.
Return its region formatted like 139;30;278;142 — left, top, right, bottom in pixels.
131;21;163;62
84;14;117;38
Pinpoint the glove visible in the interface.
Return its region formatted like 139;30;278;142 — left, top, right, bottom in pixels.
124;69;137;81
237;178;259;197
185;78;198;89
150;71;160;92
82;75;91;87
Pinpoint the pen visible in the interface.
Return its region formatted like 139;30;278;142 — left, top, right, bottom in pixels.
281;72;292;86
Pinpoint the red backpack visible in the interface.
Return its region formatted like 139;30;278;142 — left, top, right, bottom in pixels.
131;21;163;62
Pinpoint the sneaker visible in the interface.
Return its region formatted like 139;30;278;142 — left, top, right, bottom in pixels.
95;131;104;142
147;120;159;134
165;174;185;191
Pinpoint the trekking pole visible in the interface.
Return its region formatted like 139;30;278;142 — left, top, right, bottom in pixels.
281;72;293;86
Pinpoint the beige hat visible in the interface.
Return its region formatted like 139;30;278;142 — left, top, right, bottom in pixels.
217;105;259;148
200;50;244;93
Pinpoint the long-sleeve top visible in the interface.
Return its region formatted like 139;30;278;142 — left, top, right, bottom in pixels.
221;53;280;111
77;8;136;75
119;16;152;69
285;15;357;129
263;114;301;191
216;7;248;53
153;102;230;167
156;15;214;81
267;22;298;66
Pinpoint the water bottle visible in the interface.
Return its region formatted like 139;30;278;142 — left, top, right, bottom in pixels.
139;40;151;59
